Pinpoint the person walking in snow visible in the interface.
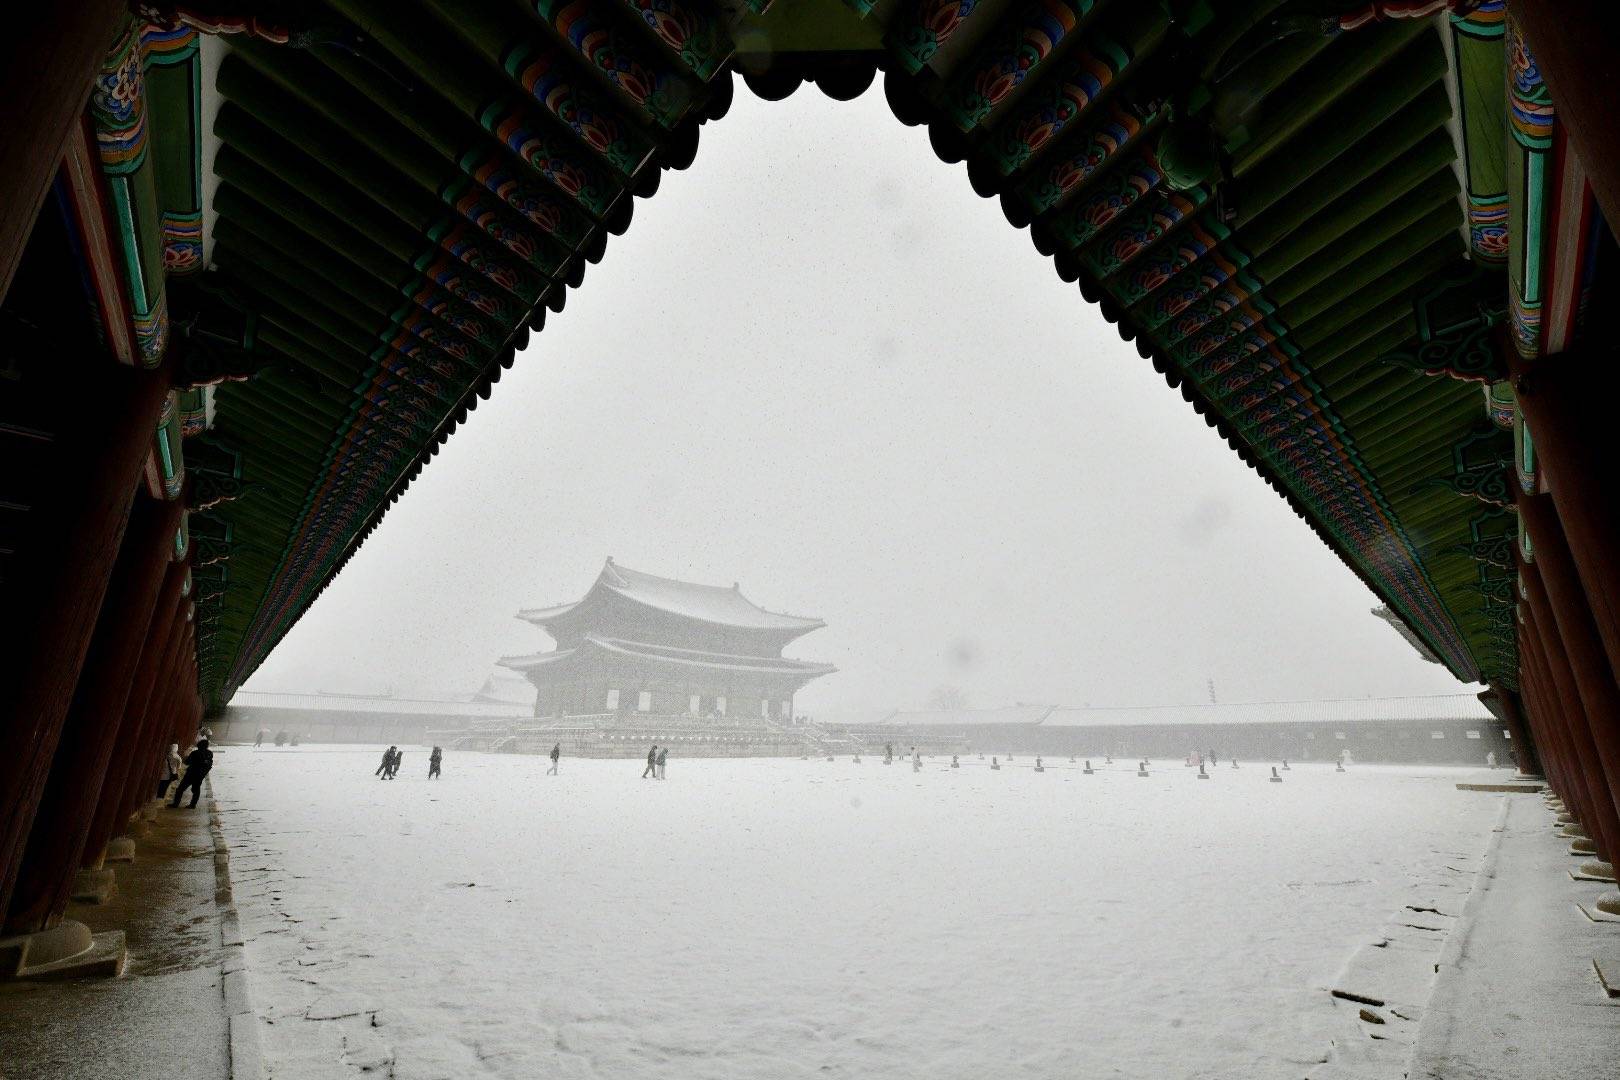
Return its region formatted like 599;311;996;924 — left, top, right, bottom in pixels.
428;746;443;779
388;748;403;779
169;739;213;809
547;742;560;775
642;744;658;779
656;746;668;779
376;746;396;779
159;742;183;798
254;729;265;748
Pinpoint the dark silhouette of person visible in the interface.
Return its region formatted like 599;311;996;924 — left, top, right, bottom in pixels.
428;746;442;779
376;746;396;779
169;739;214;809
548;743;560;775
388;749;402;779
254;730;265;748
656;747;668;779
642;744;658;779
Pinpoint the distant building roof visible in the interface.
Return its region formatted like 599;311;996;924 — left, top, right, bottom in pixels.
227;689;527;718
500;636;836;677
863;695;1494;730
471;670;537;707
1043;694;1495;729
868;705;1056;727
517;558;824;633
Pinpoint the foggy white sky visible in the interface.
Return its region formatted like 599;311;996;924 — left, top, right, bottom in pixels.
243;87;1475;717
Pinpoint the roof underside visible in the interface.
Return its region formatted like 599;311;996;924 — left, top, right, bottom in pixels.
128;0;1588;710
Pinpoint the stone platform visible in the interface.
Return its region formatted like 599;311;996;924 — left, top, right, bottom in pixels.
1409;794;1619;1079
0;795;231;1078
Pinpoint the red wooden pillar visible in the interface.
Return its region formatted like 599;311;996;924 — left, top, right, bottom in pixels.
0;1;128;298
130;636;187;815
83;605;184;865
1520;623;1579;810
3;494;184;933
1507;2;1620;246
1488;684;1543;778
1506;344;1620;686
1522;584;1620;860
0;354;175;918
1518;488;1620;828
131;625;195;817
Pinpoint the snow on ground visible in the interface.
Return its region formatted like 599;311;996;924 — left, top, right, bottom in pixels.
212;749;1501;1080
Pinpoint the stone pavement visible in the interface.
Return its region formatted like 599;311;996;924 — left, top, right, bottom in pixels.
0;794;230;1079
1410;794;1620;1079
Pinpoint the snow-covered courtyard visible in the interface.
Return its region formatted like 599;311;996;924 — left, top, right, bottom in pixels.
212;749;1502;1079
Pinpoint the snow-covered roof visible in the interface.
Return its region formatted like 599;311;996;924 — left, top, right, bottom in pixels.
1043;694;1495;729
517;558;824;633
497;649;576;672
471;669;539;706
226;689;527;717
868;705;1056;727
502;636;835;677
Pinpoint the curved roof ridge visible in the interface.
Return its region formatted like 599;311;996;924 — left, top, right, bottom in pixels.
594;559;825;631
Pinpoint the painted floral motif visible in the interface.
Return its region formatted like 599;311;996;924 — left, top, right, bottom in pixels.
889;0;983;75
439;224;538;301
1086;190;1203;277
420;257;513;322
1138;250;1243;328
92;29;148;170
551;6;674;125
507;44;649;175
1116;219;1228;303
990;36;1128;175
1045;153;1160;248
1021;102;1145;213
483;119;610;215
633;0;728;76
1507;20;1552;149
950;0;1078;132
1467;196;1508;264
453;190;548;269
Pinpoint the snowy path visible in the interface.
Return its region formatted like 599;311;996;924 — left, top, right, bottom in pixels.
212;750;1500;1080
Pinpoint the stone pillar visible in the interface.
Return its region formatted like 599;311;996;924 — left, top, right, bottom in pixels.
1506;344;1620;686
1507;2;1620;245
82;607;184;867
0;1;128;298
1522;592;1620;860
3;495;184;934
0;354;175;920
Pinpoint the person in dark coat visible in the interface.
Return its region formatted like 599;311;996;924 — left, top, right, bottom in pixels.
642;744;658;779
656;747;668;779
547;743;560;775
376;746;396;779
428;746;442;779
388;748;402;779
169;739;214;809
